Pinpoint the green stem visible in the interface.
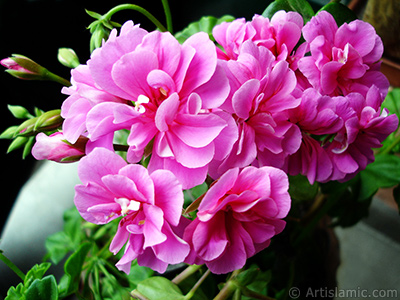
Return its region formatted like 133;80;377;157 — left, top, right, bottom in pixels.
213;269;241;300
161;0;173;33
184;269;211;299
103;4;167;32
172;264;202;285
0;251;25;281
43;71;72;86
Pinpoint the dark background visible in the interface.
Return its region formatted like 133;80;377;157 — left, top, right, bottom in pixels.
0;0;279;232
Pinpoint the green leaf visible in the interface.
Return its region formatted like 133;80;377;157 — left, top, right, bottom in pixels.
288;174;319;203
24;263;52;287
5;282;25;300
59;242;92;296
127;260;155;288
318;1;357;26
136;277;185;300
24;276;58;300
359;154;400;201
45;232;73;264
262;0;314;24
175;15;235;44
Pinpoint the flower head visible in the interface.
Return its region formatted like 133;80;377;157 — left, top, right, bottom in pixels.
298;11;389;97
213;11;304;67
61;21;234;189
184;166;291;274
74;148;190;273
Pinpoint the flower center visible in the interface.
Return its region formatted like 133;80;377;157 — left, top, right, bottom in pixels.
115;197;141;215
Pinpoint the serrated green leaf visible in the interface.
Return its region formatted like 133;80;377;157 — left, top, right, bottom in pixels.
24;263;52;287
262;0;314;24
25;276;58;300
5;282;25;300
318;2;357;26
45;232;73;264
175;15;235;44
359;154;400;201
136;277;185;300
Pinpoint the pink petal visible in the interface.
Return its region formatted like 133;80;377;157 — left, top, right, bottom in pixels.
154;93;179;132
77;148;126;185
151;169;183;226
111;50;159;99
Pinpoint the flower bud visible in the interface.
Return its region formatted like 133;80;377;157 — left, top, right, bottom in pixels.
32;132;87;163
1;54;71;86
34;109;63;132
57;48;80;68
1;54;45;80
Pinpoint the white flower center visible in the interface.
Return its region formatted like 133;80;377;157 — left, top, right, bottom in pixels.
115;197;141;215
135;95;150;113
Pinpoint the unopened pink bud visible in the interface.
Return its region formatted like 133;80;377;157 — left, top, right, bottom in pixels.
32;132;87;163
1;57;34;73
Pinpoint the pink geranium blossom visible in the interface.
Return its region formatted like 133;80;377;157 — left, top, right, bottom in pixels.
32;132;86;163
61;21;234;189
287;86;398;183
213;11;304;67
184;166;291;274
209;41;301;178
298;11;389;97
74;147;190;273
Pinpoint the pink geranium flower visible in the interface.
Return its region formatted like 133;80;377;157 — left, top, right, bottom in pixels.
74;148;190;273
209;41;301;178
32;132;86;163
184;166;291;274
298;11;389;97
287;86;398;183
61;21;234;189
213;11;304;67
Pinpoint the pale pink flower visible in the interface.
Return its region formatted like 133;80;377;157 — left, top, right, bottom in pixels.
62;21;234;189
74;148;190;273
298;11;389;97
213;11;304;67
32;132;86;163
209;41;301;178
184;166;291;274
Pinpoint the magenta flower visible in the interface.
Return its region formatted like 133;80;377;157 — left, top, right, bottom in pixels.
184;166;290;274
298;11;389;97
209;41;301;178
74;148;190;273
326;85;399;181
287;86;398;183
32;132;86;163
61;21;233;189
213;11;304;67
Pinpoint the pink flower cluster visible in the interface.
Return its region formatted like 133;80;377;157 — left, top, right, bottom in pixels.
32;10;397;274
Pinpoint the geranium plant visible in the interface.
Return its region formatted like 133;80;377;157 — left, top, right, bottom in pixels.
1;0;400;299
